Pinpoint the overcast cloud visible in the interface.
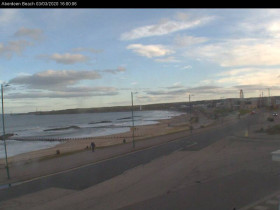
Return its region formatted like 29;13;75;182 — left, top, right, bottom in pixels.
6;68;126;100
9;70;102;90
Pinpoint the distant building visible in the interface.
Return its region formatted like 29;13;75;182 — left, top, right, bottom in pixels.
271;97;280;109
240;89;244;99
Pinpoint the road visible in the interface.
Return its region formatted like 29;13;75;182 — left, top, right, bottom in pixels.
1;113;278;210
119;161;279;210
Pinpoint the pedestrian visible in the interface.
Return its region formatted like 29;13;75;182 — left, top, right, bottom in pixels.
91;142;95;152
123;138;126;144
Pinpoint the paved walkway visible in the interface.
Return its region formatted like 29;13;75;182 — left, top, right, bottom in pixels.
240;191;280;210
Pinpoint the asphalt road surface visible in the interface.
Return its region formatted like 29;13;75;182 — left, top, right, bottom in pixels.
0;114;263;206
118;170;279;210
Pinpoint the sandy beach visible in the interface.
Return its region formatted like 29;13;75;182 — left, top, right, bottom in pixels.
0;111;216;166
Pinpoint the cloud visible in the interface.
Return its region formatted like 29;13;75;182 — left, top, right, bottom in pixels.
14;27;44;41
183;10;280;68
7;67;128;99
136;94;181;104
127;44;174;58
64;86;117;93
174;35;208;47
0;26;42;59
0;40;32;58
6;87;118;99
187;38;280;67
165;83;184;89
7;70;122;99
154;56;179;63
233;9;280;39
143;84;242;103
0;10;19;26
217;68;256;77
182;65;192;70
266;21;280;38
233;84;271;91
39;53;90;64
9;69;101;90
146;85;223;96
71;47;103;54
216;67;280;87
120;13;214;40
146;89;188;96
9;66;126;93
102;66;126;74
189;85;220;91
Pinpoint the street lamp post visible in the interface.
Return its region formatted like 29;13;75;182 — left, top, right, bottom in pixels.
189;94;191;116
131;92;137;149
1;84;10;180
189;94;195;116
189;94;194;133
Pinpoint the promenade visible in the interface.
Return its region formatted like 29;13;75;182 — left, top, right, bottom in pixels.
1;110;280;210
0;111;218;185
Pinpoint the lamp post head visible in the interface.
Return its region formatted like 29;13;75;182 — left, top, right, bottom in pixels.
1;83;10;88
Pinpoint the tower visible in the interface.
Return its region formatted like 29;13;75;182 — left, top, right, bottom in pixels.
240;89;244;99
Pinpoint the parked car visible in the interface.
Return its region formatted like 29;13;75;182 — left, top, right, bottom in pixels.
251;110;256;115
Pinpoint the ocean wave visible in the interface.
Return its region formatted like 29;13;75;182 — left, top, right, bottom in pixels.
89;120;112;124
44;126;80;132
1;110;183;157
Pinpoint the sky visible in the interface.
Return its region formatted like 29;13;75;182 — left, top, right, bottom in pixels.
1;8;280;113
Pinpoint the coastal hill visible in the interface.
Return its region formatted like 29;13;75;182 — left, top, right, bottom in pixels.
27;101;194;115
27;97;257;115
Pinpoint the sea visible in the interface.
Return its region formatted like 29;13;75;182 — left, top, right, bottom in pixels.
0;110;182;158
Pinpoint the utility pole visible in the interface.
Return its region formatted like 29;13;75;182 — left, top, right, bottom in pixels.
189;94;191;116
189;94;194;133
131;92;135;149
1;84;10;180
268;88;271;106
262;91;264;107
